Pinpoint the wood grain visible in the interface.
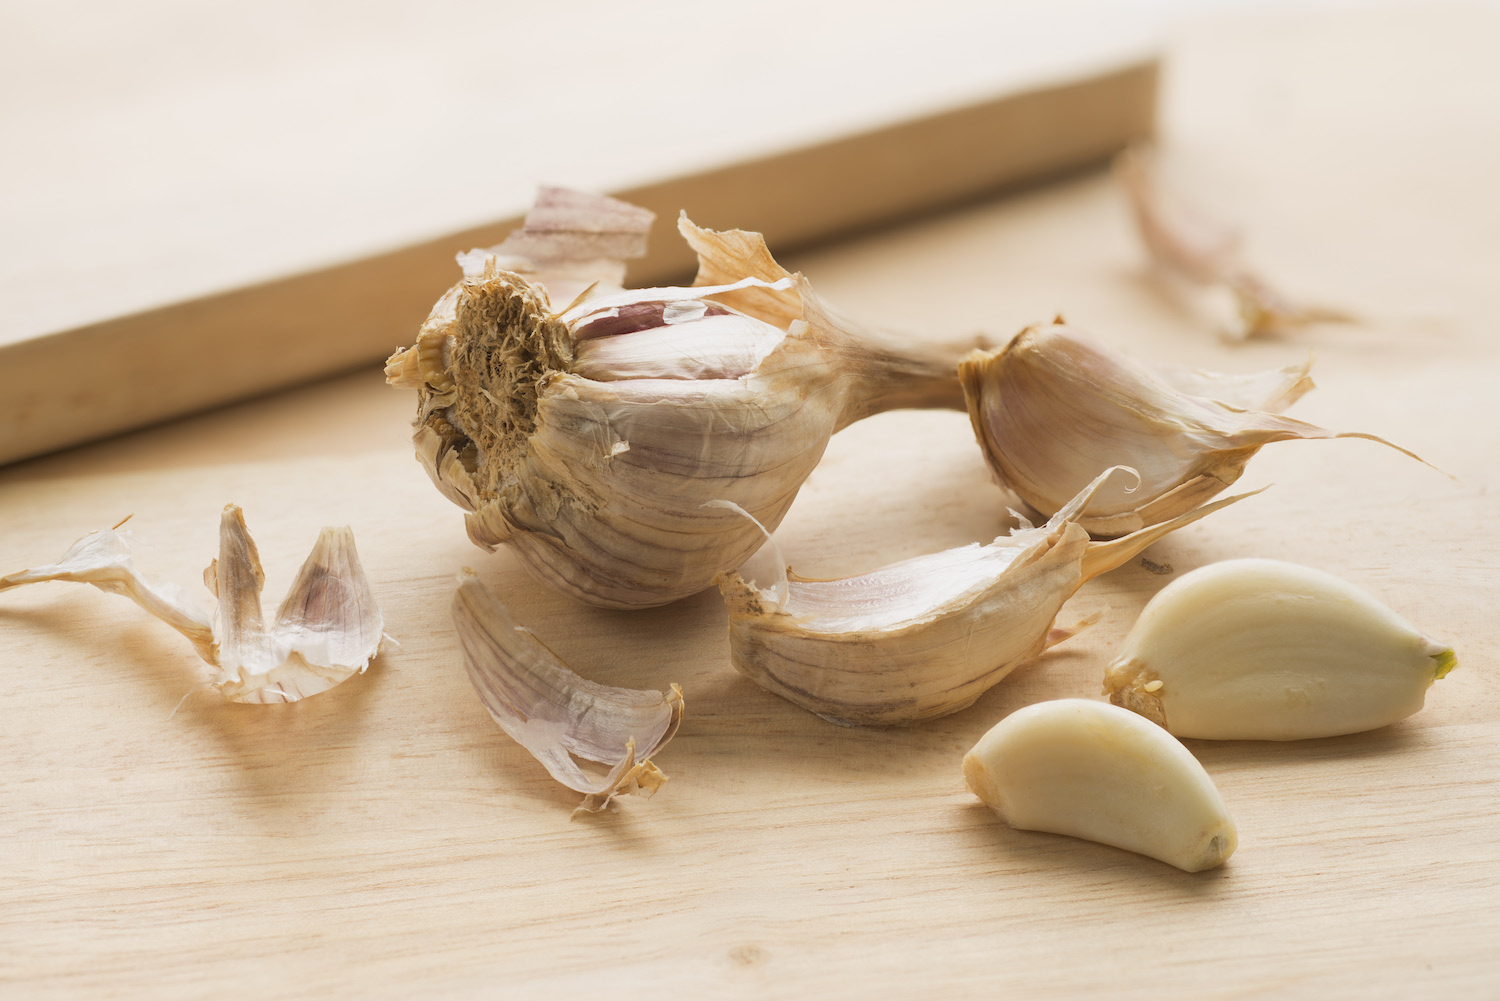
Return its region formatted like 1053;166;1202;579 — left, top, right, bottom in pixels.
2;6;1498;998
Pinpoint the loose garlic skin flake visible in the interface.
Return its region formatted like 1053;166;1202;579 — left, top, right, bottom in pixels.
1104;559;1457;740
964;699;1236;872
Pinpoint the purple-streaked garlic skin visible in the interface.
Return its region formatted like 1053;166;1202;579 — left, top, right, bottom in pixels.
389;192;992;609
959;320;1425;538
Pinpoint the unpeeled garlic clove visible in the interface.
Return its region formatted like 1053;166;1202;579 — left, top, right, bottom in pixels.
964;698;1237;872
1103;558;1457;740
717;466;1258;727
0;507;384;703
451;572;683;813
959;319;1429;537
387;190;990;609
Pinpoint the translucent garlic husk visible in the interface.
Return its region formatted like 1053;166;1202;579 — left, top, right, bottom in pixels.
452;572;683;813
717;467;1258;727
387;190;988;609
0;506;384;703
959;319;1426;537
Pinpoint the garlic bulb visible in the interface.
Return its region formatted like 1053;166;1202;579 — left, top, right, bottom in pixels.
959;319;1426;536
1103;559;1457;740
452;572;683;812
964;699;1237;872
387;190;988;609
0;507;384;703
717;466;1258;727
1116;146;1352;339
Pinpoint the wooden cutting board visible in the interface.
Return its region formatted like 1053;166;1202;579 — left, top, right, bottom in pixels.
3;5;1498;998
0;2;1159;466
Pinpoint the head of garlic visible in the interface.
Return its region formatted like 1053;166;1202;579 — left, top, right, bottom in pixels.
958;319;1427;537
387;190;989;609
717;467;1258;727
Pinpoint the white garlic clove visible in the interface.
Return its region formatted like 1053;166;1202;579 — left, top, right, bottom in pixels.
959;319;1429;537
0;507;385;703
388;191;992;609
964;698;1237;873
451;572;683;813
1103;558;1458;740
717;467;1259;727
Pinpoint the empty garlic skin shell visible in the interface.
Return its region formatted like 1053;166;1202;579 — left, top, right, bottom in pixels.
959;319;1422;537
1104;559;1457;740
964;699;1237;872
388;197;985;609
718;467;1257;727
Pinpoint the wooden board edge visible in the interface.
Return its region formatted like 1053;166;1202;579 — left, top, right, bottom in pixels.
0;59;1156;467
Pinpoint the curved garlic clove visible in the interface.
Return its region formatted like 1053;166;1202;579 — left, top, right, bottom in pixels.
1103;558;1458;740
1116;146;1353;340
0;507;384;703
388;190;989;609
959;319;1428;537
717;467;1259;727
964;698;1237;872
452;572;683;813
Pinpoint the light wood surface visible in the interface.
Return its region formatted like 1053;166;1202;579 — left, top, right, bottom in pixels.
0;2;1159;465
4;6;1499;998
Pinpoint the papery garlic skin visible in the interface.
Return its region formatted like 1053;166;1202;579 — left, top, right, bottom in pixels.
718;467;1257;727
959;319;1424;537
1104;559;1457;740
388;191;987;609
0;507;384;703
452;572;683;813
964;699;1237;872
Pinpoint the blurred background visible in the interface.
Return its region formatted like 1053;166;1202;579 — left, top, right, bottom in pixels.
0;0;1456;337
2;0;1497;462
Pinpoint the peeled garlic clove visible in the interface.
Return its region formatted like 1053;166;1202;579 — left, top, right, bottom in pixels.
0;507;384;703
959;319;1428;537
964;698;1237;872
1104;558;1457;740
451;572;683;813
717;466;1258;727
1116;146;1352;339
387;189;989;609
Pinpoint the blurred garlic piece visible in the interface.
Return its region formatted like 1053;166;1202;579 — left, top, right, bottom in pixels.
0;506;383;703
1117;146;1352;340
387;189;987;609
717;466;1258;727
452;572;683;813
963;699;1237;872
959;319;1427;537
1104;559;1457;740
